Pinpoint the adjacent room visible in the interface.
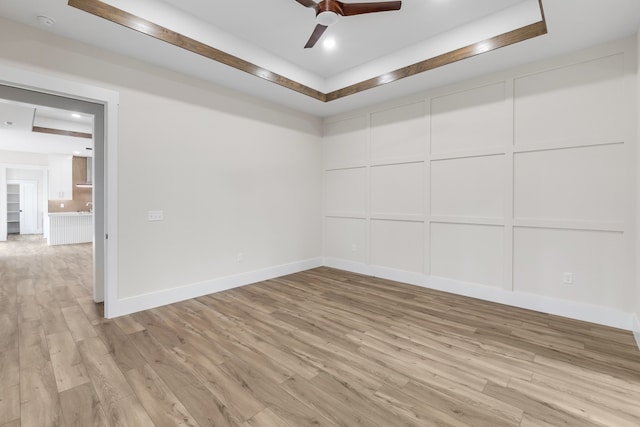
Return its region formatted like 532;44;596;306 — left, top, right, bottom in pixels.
1;0;640;425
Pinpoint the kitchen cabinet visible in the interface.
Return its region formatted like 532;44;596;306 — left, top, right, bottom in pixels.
48;154;73;200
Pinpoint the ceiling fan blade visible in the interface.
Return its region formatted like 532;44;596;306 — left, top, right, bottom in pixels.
304;24;328;48
338;1;401;16
295;0;318;8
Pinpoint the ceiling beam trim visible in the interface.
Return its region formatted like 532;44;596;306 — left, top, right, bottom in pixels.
32;126;93;139
68;0;547;103
67;0;326;101
326;17;548;101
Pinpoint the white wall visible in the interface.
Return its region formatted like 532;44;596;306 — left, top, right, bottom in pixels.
323;37;638;329
0;150;49;166
0;18;323;313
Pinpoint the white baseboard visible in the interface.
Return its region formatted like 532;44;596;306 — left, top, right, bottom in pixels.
321;257;373;277
107;257;323;318
323;258;636;332
107;254;640;347
633;314;640;351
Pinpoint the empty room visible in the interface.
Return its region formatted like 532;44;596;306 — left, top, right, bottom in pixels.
1;0;640;426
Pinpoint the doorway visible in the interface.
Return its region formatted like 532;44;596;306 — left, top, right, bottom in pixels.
7;178;40;235
0;86;103;301
0;69;118;315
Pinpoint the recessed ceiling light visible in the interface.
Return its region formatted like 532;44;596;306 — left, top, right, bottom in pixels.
475;41;493;54
323;38;336;50
73;151;80;155
71;113;82;119
37;15;56;27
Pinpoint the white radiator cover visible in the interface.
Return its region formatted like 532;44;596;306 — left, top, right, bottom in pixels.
48;213;93;246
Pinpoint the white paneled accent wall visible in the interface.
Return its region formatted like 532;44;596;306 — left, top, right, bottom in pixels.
431;155;505;219
323;38;637;329
431;82;510;156
513;227;627;309
324;115;367;167
325;167;367;215
371;220;424;273
371;162;424;217
371;102;426;162
325;217;367;263
513;54;626;146
431;223;504;288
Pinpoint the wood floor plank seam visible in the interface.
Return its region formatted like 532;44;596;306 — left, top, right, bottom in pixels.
2;236;640;426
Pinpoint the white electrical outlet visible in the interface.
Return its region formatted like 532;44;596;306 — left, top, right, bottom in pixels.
563;272;573;284
237;252;244;263
147;210;164;221
60;203;64;208
351;244;357;253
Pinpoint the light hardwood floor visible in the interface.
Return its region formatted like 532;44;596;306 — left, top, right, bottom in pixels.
1;235;640;426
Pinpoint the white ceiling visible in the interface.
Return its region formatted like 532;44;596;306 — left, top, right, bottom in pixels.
0;100;94;156
0;0;639;117
161;0;528;78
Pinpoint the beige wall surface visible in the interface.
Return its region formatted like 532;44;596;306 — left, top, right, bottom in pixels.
0;18;323;300
323;37;638;323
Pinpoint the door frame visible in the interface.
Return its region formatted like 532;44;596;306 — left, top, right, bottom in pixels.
0;165;48;240
0;64;119;318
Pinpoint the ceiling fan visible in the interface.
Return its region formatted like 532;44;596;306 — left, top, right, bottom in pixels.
295;0;402;49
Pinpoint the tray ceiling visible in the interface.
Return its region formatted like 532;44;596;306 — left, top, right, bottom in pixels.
0;0;639;116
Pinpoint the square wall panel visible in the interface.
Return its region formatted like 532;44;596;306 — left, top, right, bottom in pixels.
514;144;626;223
431;82;509;155
371;102;426;162
513;227;628;310
431;223;504;288
324;217;367;262
324;116;367;168
325;168;366;214
514;54;625;145
431;155;505;218
371;220;424;273
371;162;424;216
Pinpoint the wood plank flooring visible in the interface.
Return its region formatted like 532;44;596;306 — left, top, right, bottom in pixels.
1;235;639;426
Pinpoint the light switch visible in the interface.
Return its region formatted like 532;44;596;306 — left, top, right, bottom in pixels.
148;210;164;221
563;272;573;284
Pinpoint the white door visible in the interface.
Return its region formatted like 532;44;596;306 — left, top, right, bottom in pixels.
19;181;38;234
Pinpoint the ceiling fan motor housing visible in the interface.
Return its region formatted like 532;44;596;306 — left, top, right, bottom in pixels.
298;0;402;48
316;0;342;25
317;11;340;26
